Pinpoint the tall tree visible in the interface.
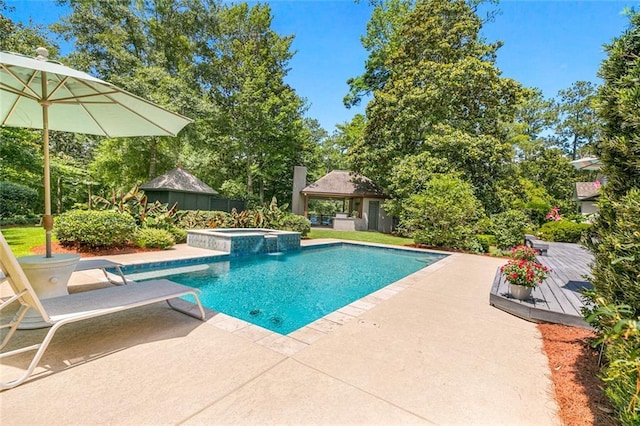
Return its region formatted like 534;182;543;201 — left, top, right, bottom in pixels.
197;2;310;203
54;0;212;186
344;0;414;108
554;80;599;160
351;0;523;189
584;11;640;424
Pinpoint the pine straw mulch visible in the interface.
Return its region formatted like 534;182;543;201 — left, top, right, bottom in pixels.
29;243;618;424
538;323;616;426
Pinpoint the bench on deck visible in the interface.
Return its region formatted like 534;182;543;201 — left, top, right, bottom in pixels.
524;234;549;256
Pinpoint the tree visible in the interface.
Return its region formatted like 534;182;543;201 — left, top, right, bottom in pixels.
197;2;311;203
54;0;213;184
352;0;524;187
554;80;599;160
584;11;640;425
399;174;482;250
344;0;414;108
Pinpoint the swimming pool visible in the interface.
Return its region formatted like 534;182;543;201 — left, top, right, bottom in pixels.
118;243;447;334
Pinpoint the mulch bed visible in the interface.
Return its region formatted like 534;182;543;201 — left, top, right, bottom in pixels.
538;323;616;426
31;242;162;257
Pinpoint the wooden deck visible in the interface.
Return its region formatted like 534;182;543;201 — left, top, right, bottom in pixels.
489;242;593;328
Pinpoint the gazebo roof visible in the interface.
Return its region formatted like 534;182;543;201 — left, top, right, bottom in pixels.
301;170;385;198
140;166;218;195
573;182;601;201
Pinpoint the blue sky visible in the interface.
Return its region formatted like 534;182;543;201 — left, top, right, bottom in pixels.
7;0;640;132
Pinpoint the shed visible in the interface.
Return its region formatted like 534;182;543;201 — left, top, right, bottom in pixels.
141;166;225;211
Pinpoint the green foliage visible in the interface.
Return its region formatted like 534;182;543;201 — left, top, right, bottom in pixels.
175;210;231;229
0;182;39;219
279;214;311;237
92;185;178;228
166;226;187;244
555;80;600;160
491;209;529;249
586;12;640;423
585;300;640;425
353;0;524;192
400;175;482;249
54;210;137;249
538;220;590;243
476;234;495;253
135;228;175;250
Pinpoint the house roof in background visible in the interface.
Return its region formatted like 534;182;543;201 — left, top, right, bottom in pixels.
574;182;601;200
140;166;218;194
301;170;385;198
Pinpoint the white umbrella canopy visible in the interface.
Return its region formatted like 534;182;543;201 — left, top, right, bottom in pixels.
570;156;603;171
0;48;192;257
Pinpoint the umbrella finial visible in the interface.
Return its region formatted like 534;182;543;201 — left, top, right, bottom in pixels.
35;47;49;61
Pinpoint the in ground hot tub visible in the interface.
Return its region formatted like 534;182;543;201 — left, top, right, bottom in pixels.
187;228;301;257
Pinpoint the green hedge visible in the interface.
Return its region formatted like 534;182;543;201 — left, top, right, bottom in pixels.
279;214;311;237
539;220;590;243
0;181;39;219
54;210;137;248
135;228;175;249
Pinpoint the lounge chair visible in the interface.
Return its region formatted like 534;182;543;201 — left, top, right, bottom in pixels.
0;233;205;390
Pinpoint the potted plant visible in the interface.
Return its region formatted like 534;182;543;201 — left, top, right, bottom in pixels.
500;255;550;300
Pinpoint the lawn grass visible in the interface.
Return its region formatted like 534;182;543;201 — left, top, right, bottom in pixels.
307;228;414;246
0;226;51;257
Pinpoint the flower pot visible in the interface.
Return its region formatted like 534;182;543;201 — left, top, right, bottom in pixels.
509;283;533;300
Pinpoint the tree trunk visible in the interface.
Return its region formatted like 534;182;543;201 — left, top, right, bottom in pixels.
56;176;62;215
149;138;158;178
259;179;264;204
572;134;578;160
247;163;253;195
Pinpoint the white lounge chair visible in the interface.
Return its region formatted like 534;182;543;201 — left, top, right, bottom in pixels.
0;233;205;390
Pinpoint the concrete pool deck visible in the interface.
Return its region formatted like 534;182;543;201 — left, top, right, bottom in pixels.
1;240;560;425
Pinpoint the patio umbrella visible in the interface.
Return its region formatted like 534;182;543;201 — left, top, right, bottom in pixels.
0;48;192;257
570;156;603;171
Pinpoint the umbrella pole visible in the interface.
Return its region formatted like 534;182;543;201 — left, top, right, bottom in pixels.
41;74;53;258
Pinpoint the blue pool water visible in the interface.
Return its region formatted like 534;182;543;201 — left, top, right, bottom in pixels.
124;243;446;334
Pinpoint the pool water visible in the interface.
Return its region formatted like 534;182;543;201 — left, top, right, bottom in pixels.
132;244;446;334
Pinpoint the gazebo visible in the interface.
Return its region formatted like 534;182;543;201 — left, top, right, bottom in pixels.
141;165;239;211
293;169;392;232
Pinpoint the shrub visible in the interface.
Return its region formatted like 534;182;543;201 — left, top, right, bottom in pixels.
491;209;529;249
401;175;483;249
539;220;590;243
476;234;496;253
279;214;311;237
166;226;187;244
0;181;39;219
0;214;40;226
55;210;137;248
135;228;175;249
